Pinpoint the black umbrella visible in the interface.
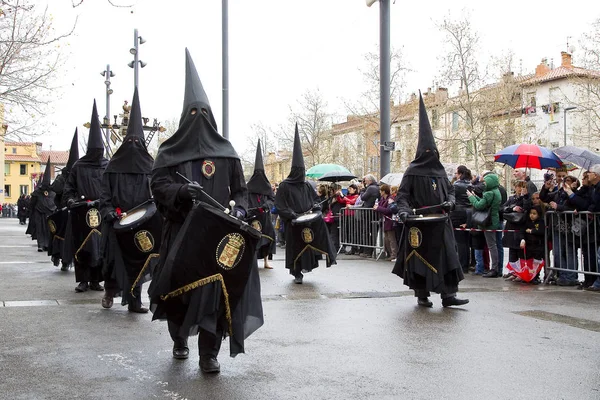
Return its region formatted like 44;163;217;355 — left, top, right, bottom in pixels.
554;146;600;170
318;170;357;182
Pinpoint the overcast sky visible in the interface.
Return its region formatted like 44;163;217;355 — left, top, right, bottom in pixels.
39;0;599;155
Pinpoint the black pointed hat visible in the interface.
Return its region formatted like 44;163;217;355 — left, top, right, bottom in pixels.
105;87;154;174
153;48;239;169
403;92;446;178
247;139;272;195
87;100;104;151
65;128;80;171
41;156;52;187
283;123;305;183
35;169;44;189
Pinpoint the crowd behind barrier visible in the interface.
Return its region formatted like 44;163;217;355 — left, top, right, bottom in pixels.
338;207;385;259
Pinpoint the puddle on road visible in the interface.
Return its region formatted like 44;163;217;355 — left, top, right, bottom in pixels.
515;310;600;333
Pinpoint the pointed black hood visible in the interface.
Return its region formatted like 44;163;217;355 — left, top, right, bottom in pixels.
35;169;44;190
153;48;239;169
247;139;272;195
105;87;154;174
404;93;446;178
283;123;305;183
41;157;52;189
76;100;108;167
65;128;80;171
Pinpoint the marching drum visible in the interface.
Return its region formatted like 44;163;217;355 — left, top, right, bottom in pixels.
113;200;162;268
405;213;448;223
291;212;322;226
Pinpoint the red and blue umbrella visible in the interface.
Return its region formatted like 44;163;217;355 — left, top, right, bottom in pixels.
494;144;564;170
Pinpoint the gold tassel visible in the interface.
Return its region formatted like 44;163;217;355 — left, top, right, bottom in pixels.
74;229;101;262
129;253;160;298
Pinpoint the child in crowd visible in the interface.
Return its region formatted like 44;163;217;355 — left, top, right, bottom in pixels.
518;206;545;284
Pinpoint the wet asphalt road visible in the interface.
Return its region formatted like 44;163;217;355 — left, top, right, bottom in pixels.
1;217;599;400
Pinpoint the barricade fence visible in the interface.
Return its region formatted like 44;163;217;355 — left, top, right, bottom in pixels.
544;210;600;281
338;207;384;258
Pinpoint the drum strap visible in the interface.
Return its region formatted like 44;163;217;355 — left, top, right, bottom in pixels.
129;253;160;297
74;229;101;263
294;245;331;270
159;273;233;336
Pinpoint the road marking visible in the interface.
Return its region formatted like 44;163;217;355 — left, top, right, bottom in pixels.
0;261;50;264
0;245;35;248
4;300;59;307
515;310;600;333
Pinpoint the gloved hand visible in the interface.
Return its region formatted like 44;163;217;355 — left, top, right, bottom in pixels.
105;211;118;222
88;200;100;208
233;207;246;219
398;212;409;223
312;204;322;212
67;199;76;209
441;201;455;212
186;183;203;199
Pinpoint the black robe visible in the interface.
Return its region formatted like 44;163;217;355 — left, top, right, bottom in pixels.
51;173;67;208
392;175;464;294
247;192;276;259
63;159;107;282
274;180;336;275
30;189;57;250
100;172;154;305
149;158;263;357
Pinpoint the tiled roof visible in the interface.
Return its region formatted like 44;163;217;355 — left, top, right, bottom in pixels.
521;66;600;86
4;154;42;162
4;142;38;146
40;150;69;165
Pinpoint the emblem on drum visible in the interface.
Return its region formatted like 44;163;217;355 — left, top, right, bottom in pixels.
48;220;56;235
216;233;245;270
134;230;155;253
251;219;262;231
202;160;216;179
86;208;101;228
301;228;314;244
409;227;422;248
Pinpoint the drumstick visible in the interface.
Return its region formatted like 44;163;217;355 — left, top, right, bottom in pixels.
411;203;443;215
175;171;229;213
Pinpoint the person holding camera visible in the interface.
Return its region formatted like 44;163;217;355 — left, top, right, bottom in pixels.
467;172;502;278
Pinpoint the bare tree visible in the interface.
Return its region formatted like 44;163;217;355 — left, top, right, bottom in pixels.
565;18;600;147
0;0;76;139
239;121;276;167
436;10;489;173
274;89;331;167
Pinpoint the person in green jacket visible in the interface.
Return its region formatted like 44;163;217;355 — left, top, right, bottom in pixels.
467;173;503;277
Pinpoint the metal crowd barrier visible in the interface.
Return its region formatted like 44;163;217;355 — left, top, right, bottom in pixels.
338;207;384;259
544;210;600;282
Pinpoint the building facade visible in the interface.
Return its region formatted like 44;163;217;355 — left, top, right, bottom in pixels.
3;142;43;202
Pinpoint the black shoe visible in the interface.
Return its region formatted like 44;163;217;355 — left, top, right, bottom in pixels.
89;282;104;291
417;297;433;307
173;342;189;360
37;248;43;252
60;263;69;271
128;305;149;313
294;274;303;284
200;355;220;373
75;282;88;292
482;271;499;278
442;296;469;307
101;294;113;309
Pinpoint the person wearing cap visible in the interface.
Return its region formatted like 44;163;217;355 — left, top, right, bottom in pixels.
64;101;108;293
392;93;468;308
584;164;600;292
149;49;262;373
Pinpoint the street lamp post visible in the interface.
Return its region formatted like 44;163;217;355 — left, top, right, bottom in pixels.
367;0;391;179
128;28;147;89
222;0;229;140
100;65;115;154
563;106;577;146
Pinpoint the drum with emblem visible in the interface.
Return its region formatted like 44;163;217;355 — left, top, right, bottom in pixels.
47;207;69;258
289;212;335;268
113;200;163;271
245;207;276;258
69;201;103;264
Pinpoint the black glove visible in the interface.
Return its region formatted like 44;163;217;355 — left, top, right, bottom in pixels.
441;201;455;212
398;212;408;223
186;183;203;199
105;211;118;222
67;199;76;209
233;207;246;219
87;200;100;208
312;204;322;212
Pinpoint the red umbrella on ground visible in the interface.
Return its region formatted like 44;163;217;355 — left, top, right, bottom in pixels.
506;251;545;283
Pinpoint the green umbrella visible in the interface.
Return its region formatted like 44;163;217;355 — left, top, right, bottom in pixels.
305;164;352;179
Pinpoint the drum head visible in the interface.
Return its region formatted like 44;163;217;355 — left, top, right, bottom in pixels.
407;213;447;222
119;208;146;226
294;212;320;223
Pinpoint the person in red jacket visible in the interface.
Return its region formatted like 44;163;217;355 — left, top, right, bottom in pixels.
336;184;359;254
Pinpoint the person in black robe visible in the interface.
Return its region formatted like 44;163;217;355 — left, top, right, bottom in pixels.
47;129;79;270
246;140;276;269
100;88;155;313
25;174;43;239
17;195;28;225
149;49;263;374
64;100;108;293
30;158;57;252
392;93;468;308
274;123;336;284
